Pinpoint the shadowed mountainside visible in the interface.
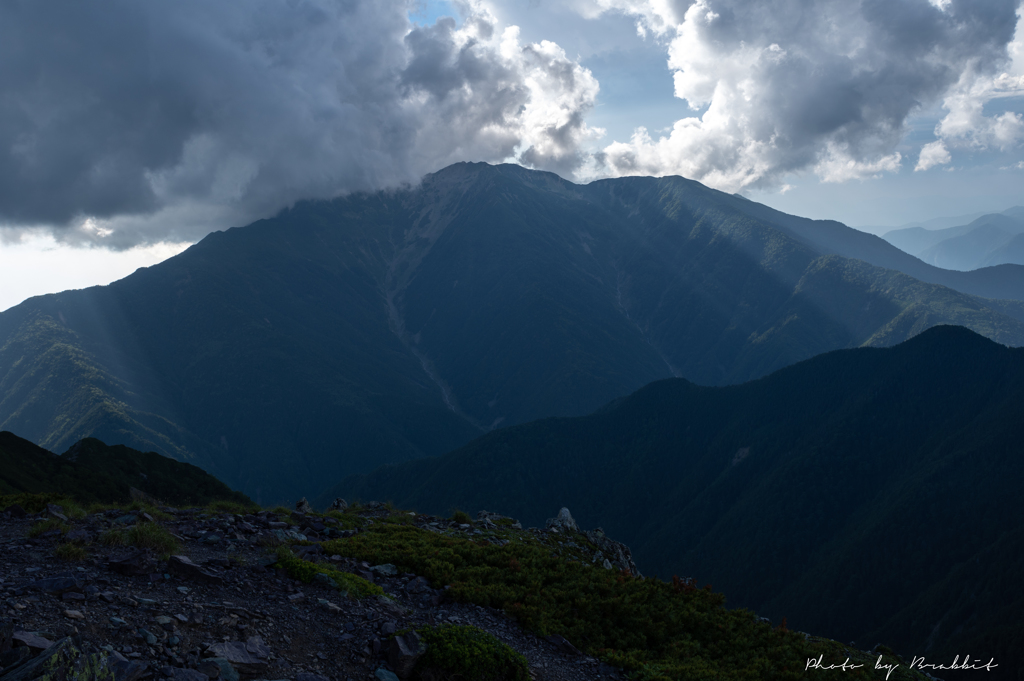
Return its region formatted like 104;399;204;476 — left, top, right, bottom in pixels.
0;431;251;507
328;325;1024;675
3;163;1024;503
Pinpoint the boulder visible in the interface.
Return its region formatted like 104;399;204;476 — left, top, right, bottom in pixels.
108;550;157;576
388;631;426;679
204;641;267;677
24;572;83;595
11;632;53;652
3;504;26;518
370;564;398;577
295;497;313;514
545;508;578;533
545;634;581;656
167;555;225;585
329;498;348;512
45;504;68;522
167;667;209;681
586;528;642;577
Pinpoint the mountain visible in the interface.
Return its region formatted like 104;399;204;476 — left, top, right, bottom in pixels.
729;202;1024;301
4;163;1024;504
327;325;1024;674
981;232;1024;268
858;210;989;238
0;431;251;507
882;209;1024;270
883;223;979;255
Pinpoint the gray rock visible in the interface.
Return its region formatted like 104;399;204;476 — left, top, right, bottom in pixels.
476;510;521;528
545;634;581;656
205;640;267;676
167;555;225;585
586;528;642;577
296;674;330;681
329;498;348;512
375;670;400;681
65;528;92;542
11;631;53;651
196;660;223;679
204;657;239;681
46;504;68;522
405;576;430;594
546;507;578;533
108;550;157;576
370;563;398;577
388;631;426;679
167;667;209;681
313;573;338;588
3;504;27;518
295;498;313;514
25;572;83;595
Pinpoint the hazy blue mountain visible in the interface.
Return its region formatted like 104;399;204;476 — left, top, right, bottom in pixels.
328;325;1024;673
981;232;1024;268
732;202;1024;301
883;210;1024;271
882;223;978;255
4;163;1024;503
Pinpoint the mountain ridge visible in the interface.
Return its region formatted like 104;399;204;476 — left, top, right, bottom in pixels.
326;324;1024;675
4;162;1024;503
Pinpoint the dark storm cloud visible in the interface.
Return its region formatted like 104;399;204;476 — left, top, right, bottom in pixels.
0;0;600;247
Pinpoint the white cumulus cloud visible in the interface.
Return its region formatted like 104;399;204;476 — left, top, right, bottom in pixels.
579;0;1021;193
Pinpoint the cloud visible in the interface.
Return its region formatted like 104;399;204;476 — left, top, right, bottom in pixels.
580;0;1022;192
915;140;952;171
0;0;600;248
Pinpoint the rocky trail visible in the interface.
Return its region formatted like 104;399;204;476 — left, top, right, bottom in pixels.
0;500;629;681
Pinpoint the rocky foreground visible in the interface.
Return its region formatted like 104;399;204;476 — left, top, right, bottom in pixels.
0;499;629;681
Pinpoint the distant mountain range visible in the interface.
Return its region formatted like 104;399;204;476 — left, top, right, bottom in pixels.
883;208;1024;270
329;325;1024;674
3;163;1024;503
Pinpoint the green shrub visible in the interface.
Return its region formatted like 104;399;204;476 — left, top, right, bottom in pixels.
416;625;529;681
321;523;928;681
272;547;383;598
450;510;472;524
207;500;260;514
0;492;76;514
100;522;179;557
27;518;69;537
54;543;89;561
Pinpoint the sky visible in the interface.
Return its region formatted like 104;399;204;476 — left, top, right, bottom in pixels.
1;0;1023;312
